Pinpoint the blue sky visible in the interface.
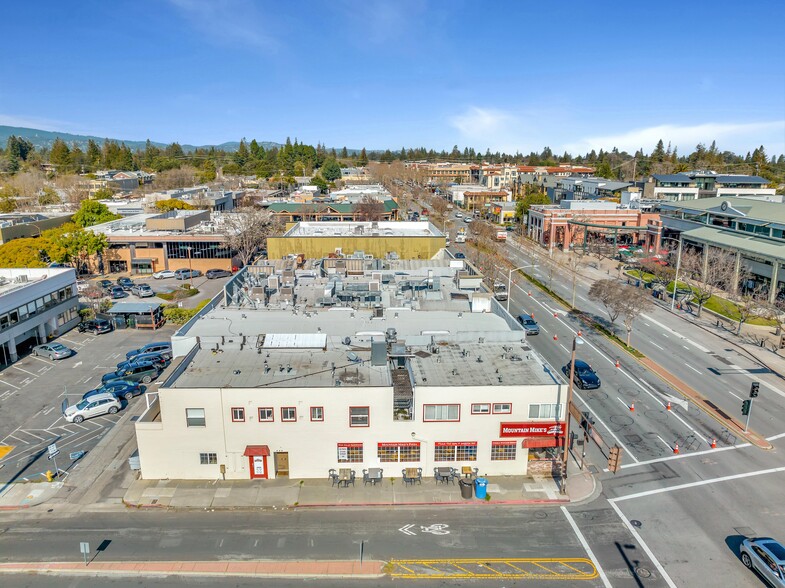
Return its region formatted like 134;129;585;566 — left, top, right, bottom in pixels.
2;0;784;156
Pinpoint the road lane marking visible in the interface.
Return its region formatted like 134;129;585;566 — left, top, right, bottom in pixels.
614;442;752;471
684;363;702;374
641;313;711;352
574;393;639;463
767;432;785;441
559;343;569;354
561;507;612;588
0;379;20;390
388;557;598;580
656;435;673;450
727;390;743;400
651;342;664;350
727;364;785;400
607;501;677;588
12;366;38;377
617;397;631;410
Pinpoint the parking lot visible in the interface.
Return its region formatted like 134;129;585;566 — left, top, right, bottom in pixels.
0;323;177;485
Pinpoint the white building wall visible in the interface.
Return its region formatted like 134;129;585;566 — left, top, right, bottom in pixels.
136;381;564;480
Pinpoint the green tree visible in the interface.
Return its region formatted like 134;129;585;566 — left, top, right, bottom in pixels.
595;160;615;179
72;200;120;227
92;187;114;200
43;223;108;272
86;139;102;168
357;148;368;166
197;160;217;183
311;174;328;193
0;237;47;267
49;138;71;167
155;199;195;212
321;158;342;181
515;191;551;220
38;187;60;205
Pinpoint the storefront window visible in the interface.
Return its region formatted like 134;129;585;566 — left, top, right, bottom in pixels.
377;442;420;462
337;443;363;463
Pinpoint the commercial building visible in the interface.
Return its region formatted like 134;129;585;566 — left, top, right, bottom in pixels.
527;200;662;252
0;267;79;364
135;257;567;480
549;177;633;203
643;172;775;203
87;210;238;275
0;213;73;244
658;197;785;302
447;186;511;213
263;200;399;224
266;221;445;260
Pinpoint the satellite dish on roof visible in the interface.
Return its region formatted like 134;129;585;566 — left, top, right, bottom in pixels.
343;336;351;346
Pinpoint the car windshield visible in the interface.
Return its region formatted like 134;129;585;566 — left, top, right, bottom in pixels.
577;367;593;375
525;319;536;326
75;399;89;410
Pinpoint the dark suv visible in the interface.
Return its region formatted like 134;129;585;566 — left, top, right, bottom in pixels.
102;361;160;385
78;319;114;335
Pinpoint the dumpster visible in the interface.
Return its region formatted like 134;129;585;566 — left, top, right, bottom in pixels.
474;477;488;499
459;478;473;499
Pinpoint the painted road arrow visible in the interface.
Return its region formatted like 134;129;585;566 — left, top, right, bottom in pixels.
399;524;416;536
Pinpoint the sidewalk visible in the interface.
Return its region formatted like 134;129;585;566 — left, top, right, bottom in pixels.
121;459;595;510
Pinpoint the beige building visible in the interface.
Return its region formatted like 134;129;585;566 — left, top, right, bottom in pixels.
135;257;566;480
267;221;445;261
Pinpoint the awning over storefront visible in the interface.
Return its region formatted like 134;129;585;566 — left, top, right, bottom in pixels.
243;445;270;457
522;437;560;449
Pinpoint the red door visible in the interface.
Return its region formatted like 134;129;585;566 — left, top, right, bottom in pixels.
248;455;268;479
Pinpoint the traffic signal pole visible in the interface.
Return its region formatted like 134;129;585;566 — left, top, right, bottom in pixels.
744;399;753;433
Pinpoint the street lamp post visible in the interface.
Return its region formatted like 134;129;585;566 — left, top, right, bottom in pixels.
560;335;584;495
506;264;537;313
181;246;194;287
660;236;684;311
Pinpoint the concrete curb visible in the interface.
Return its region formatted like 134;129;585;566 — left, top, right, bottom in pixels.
294;498;571;508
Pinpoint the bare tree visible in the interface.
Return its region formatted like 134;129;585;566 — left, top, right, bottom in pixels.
680;247;738;317
222;208;280;267
55;174;90;208
729;286;769;335
155;166;198;190
588;279;624;324
563;253;586;308
620;285;654;346
354;195;386;221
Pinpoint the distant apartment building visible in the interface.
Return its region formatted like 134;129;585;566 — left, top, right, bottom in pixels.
643;172;776;202
89;170;154;195
87;209;239;275
448;185;511;213
407;162;480;185
526;200;662;252
549;177;633;203
0;267;79;364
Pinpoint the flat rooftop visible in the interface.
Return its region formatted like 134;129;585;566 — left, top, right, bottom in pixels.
168;260;558;389
0;267;75;297
283;221;442;237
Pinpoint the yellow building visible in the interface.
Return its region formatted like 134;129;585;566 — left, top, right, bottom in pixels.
267;221;446;260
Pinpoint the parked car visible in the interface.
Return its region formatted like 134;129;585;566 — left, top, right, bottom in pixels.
130;283;155;298
455;212;463;218
561;360;601;390
117;277;134;290
517;314;540;335
152;270;176;280
96;279;113;292
116;352;170;371
740;537;785;587
454;252;466;259
32;342;73;360
63;392;121;423
126;342;172;361
77;319;113;335
76;280;89;293
102;361;160;385
109;286;126;299
175;269;202;280
83;380;144;402
464;217;473;223
206;269;232;279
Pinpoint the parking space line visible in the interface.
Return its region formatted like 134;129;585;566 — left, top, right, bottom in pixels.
12;366;38;377
19;430;45;441
31;356;53;365
70;423;89;431
0;379;20;390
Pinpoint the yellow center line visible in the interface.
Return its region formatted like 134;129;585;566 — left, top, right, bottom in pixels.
388;557;598;580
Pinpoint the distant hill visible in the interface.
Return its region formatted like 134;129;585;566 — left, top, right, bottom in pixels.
0;126;282;153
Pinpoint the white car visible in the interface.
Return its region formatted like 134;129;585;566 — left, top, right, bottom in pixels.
741;537;785;587
63;392;121;423
76;280;89;293
464;217;473;223
152;270;176;280
455;212;463;218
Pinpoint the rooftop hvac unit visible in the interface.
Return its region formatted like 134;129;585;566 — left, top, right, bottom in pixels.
267;275;279;290
369;281;380;291
15;275;28;283
373;306;384;318
280;286;294;301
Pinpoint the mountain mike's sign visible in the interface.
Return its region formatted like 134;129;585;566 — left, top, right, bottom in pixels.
499;422;564;437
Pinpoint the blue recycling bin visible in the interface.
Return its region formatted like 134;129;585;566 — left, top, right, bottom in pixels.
474;477;488;499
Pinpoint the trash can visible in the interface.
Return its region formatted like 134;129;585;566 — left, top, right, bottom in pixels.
459;478;473;499
474;477;488;499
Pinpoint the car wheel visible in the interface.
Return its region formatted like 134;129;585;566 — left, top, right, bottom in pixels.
93;330;100;335
49;354;55;361
124;392;134;401
142;375;152;384
73;415;84;424
108;406;119;414
33;350;38;357
741;552;752;569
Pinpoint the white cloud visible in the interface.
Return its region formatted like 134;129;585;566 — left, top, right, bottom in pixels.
565;121;785;155
0;114;79;132
168;0;278;50
449;106;525;152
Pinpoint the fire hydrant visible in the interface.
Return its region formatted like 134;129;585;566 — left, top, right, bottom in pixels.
45;470;55;482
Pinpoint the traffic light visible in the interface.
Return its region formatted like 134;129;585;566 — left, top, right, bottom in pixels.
607;445;622;473
750;382;759;398
742;399;751;416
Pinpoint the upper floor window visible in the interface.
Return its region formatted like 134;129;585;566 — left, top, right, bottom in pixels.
349;406;369;427
423;404;460;422
186;408;206;427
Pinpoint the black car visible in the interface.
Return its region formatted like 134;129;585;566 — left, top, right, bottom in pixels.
83;380;144;402
77;319;114;335
97;279;113;290
110;286;127;299
206;269;232;279
117;277;134;290
562;360;601;390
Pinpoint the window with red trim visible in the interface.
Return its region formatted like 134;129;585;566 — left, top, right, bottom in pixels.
492;403;512;414
471;403;490;415
258;407;274;422
231;407;245;422
310;406;324;421
349;406;369;427
281;407;296;422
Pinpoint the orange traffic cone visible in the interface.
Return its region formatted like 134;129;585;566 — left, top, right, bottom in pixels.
530;312;534;319
673;443;679;454
629;402;635;412
710;438;717;449
615;359;621;369
553;334;558;341
666;401;672;411
577;330;582;336
528;291;532;296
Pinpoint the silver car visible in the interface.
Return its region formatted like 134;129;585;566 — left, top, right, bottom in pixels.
741;537;785;587
32;342;73;360
63;392;121;423
131;283;155;298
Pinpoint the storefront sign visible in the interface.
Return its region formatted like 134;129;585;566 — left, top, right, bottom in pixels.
378;442;420;448
434;441;477;446
499;422;564;437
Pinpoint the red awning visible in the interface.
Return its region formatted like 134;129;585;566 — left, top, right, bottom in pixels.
243;445;270;457
523;437;560;449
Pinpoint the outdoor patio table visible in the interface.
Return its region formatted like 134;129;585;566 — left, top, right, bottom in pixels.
404;467;422;485
338;468;355;487
436;467;455;484
367;467;383;485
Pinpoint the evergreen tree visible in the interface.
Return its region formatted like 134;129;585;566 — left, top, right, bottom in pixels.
49;138;71;167
652;139;666;163
358;148;368;166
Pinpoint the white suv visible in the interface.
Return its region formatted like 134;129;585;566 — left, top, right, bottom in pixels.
63;392;122;423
